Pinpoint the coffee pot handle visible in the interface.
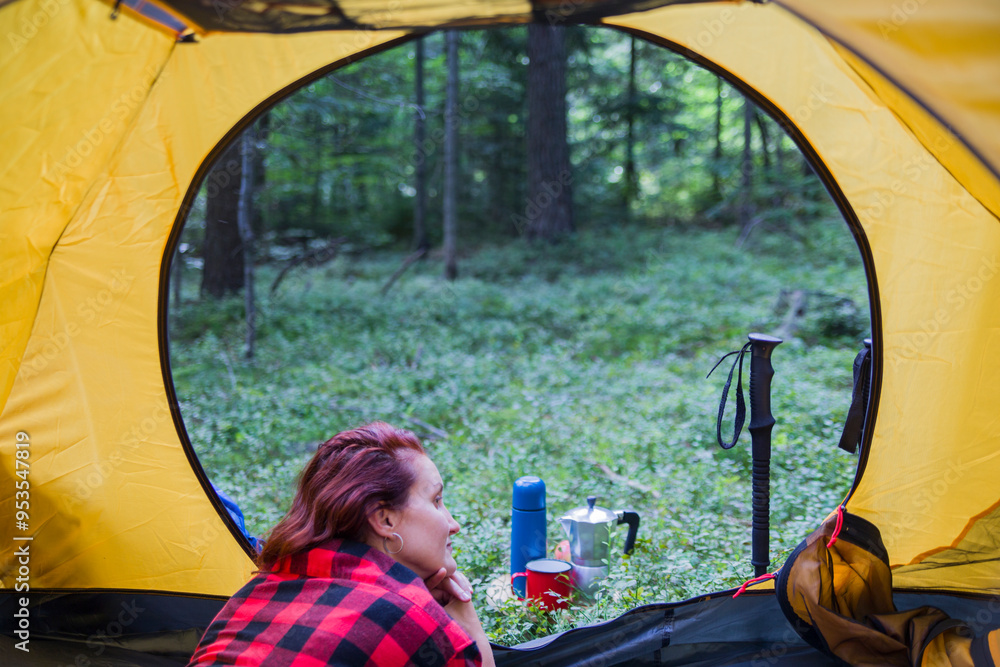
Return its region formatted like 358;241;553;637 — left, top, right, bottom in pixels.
617;511;640;555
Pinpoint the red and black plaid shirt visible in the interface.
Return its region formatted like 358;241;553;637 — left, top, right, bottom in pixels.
188;539;482;666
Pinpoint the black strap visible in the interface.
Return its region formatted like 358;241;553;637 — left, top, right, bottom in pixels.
915;618;972;666
838;345;872;454
971;630;1000;667
707;342;752;450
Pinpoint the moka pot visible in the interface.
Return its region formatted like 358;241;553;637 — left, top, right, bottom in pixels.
558;496;640;598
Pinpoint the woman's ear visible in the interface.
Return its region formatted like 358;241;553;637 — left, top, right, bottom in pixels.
366;505;399;539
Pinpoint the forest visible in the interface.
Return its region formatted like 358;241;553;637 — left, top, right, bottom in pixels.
169;25;871;645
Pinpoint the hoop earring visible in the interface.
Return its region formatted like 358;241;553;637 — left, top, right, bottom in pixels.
384;532;404;555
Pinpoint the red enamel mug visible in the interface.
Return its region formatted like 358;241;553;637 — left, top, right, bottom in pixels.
510;558;573;610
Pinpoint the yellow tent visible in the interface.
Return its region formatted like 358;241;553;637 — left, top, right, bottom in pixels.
1;0;998;664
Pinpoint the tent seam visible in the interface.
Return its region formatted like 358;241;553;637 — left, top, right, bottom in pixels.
1;40;176;417
770;0;1000;206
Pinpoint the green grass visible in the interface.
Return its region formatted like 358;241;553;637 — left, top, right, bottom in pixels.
169;221;869;645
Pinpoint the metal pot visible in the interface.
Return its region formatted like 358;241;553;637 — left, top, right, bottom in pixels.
558;495;639;597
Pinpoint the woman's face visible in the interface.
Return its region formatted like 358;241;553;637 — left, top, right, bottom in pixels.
390;454;460;579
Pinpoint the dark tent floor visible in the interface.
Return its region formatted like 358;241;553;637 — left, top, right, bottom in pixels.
3;589;992;665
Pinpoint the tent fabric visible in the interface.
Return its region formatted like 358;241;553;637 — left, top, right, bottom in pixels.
777;509;1000;666
508;589;1000;665
119;0;192;35
493;590;837;666
132;0;679;35
0;0;406;596
775;0;1000;223
0;589;223;662
3;0;1000;662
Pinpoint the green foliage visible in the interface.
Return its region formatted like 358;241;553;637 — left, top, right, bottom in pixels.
181;25;828;255
170;221;868;646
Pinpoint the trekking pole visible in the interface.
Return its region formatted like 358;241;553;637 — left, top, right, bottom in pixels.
747;333;782;576
708;332;783;576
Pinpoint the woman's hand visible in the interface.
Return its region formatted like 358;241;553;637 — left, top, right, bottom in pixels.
425;569;494;667
443;588;495;667
424;567;473;605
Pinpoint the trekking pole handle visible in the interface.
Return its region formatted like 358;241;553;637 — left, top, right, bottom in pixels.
747;333;782;577
617;511;640;556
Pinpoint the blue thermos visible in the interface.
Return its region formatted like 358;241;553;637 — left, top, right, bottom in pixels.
511;476;547;598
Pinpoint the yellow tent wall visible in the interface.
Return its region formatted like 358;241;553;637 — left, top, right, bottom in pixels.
0;0;405;596
777;0;1000;222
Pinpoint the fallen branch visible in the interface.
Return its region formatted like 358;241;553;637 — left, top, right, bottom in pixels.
735;214;765;248
587;459;662;499
381;247;428;296
328;402;366;412
270;237;346;295
773;289;808;341
217;349;238;393
402;415;449;440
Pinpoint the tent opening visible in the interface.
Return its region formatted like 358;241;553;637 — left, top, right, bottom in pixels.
164;24;871;647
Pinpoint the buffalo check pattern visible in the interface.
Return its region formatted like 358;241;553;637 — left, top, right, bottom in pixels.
187;539;481;666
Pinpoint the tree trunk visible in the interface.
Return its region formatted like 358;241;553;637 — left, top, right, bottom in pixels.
623;35;638;216
443;30;459;281
713;76;723;200
172;243;183;307
310;110;326;228
525;23;574;241
753;110;772;173
739;96;754;232
251;112;269;257
774;132;787;204
309;167;322;228
201;140;244;298
491;121;511;235
237;130;257;360
413;37;429;252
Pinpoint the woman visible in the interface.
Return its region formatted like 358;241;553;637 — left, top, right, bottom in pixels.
188;422;495;667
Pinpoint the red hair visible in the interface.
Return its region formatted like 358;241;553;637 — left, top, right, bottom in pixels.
256;422;425;571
